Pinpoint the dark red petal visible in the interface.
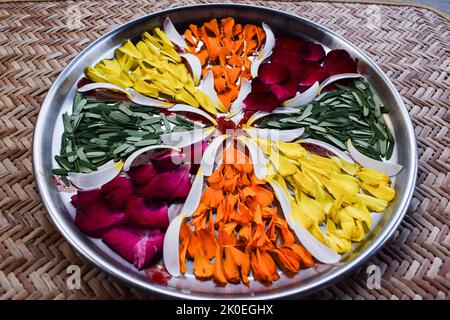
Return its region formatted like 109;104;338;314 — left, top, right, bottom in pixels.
298;85;311;93
135;164;191;200
151;151;185;172
270;48;303;65
251;77;272;93
101;176;134;211
298;61;329;86
71;194;79;208
243;91;280;112
303;42;326;63
73;189;102;210
275;37;307;52
258;62;290;84
185;140;207;174
323;49;357;75
128;164;158;185
270;76;299;101
125;196;169;229
75;201;124;237
102;226;164;270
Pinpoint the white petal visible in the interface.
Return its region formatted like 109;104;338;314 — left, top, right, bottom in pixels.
200;135;228;176
250;23;275;78
318;73;361;95
123;145;180;171
244;127;305;142
163;213;186;277
301;138;354;163
246;107;299;125
237;136;268;179
347;140;402;176
129;89;174;108
78;82;132;99
160;127;215;148
229;78;251;116
268;180;341;264
199;70;225;112
169;104;218;125
229;111;244;125
282;82;319;107
179;53;202;85
181;169;204;217
68;160;123;190
163;17;187;49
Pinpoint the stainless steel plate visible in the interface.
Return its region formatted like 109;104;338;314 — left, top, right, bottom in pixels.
33;4;417;299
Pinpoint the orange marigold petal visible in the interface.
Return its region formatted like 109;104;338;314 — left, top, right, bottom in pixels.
223;247;241;283
228;246;251;286
213;242;228;286
288;243;315;268
193;247;214;279
197;229;216;260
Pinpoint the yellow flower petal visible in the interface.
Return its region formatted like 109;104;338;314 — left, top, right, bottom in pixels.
291;170;315;197
356;167;390;183
356;194;388;212
277;141;307;158
269;152;297;176
361;182;395;202
331;156;360;175
118;40;142;59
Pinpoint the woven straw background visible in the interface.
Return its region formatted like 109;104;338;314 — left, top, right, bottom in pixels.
0;0;448;300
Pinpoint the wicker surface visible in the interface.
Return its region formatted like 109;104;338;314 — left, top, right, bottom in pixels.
0;0;448;300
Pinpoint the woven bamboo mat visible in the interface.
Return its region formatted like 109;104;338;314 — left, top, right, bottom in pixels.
0;0;448;300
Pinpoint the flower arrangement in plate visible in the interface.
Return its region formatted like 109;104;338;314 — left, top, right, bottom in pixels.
53;17;402;286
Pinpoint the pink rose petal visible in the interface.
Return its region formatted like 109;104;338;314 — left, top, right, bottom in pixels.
125;196;169;229
258;62;290;84
323;49;357;75
101;176;134;211
102;225;164;270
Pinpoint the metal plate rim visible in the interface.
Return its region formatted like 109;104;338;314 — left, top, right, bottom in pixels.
33;3;418;299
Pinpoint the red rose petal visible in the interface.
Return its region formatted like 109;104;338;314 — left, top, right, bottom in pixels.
135;164;192;200
74;191;124;237
72;189;101;209
125;196;169;229
270;48;303;65
102;225;164;270
275;37;307;51
323;49;357;75
101;176;134;211
251;77;272;93
151;151;185;172
270;76;299;101
258;62;290;84
243;90;280;112
303;42;326;63
186;140;207;174
298;61;329;86
128;164;158;185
